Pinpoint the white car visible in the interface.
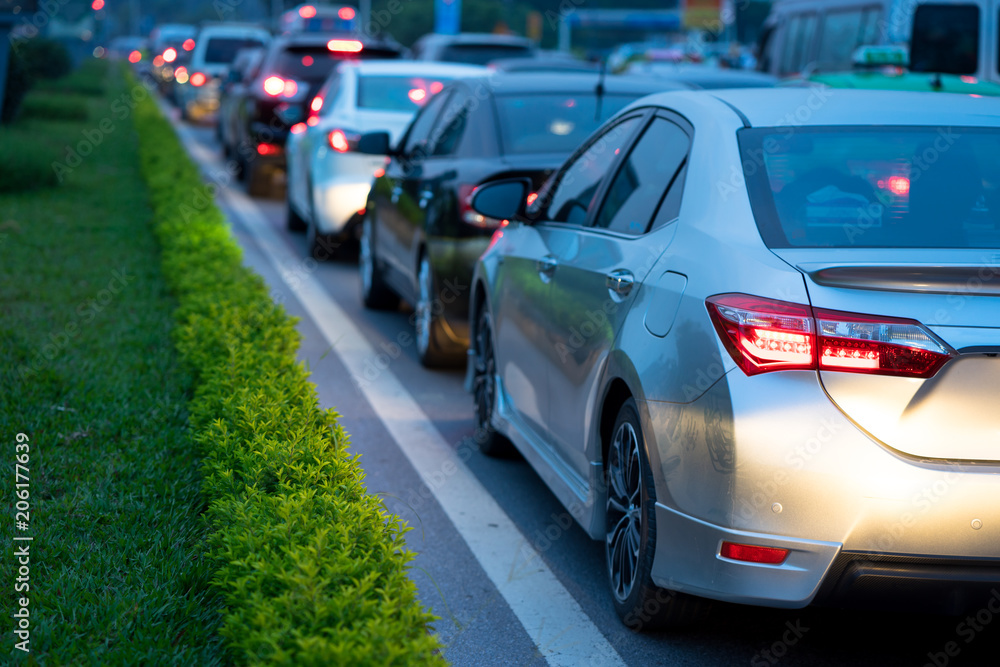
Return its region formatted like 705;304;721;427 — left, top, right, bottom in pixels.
285;60;487;259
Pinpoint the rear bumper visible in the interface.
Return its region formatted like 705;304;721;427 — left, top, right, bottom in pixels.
312;152;386;235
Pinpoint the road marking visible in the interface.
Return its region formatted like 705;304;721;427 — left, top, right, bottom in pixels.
174;127;627;667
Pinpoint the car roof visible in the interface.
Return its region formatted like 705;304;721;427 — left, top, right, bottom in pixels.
638;88;1000;128
272;32;399;50
342;61;489;77
417;32;535;47
455;72;691;96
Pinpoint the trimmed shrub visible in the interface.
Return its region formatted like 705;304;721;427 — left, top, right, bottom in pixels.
1;46;32;124
20;93;89;121
0;129;59;192
21;37;73;80
131;77;446;665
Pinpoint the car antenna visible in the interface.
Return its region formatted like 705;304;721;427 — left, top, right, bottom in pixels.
595;56;607;121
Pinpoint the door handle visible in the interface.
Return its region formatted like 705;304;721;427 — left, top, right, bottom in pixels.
537;255;557;283
390;185;403;204
606;269;634;298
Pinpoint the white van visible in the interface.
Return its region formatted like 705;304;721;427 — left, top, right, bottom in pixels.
757;0;998;82
177;23;271;121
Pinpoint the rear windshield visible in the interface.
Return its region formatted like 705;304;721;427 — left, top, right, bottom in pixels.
740;127;1000;249
495;94;638;155
439;44;533;65
273;45;398;81
204;37;268;64
357;75;452;111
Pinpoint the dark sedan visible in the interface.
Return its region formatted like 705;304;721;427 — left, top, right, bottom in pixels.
225;32;402;196
356;72;688;367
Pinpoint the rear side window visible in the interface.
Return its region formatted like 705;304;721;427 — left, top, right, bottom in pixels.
204;37;267;64
910;4;980;75
274;46;397;82
740;126;1000;249
816;10;864;71
592;118;690;235
357;75;450;112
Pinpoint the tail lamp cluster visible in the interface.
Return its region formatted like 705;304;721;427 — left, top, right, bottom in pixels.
706;294;954;379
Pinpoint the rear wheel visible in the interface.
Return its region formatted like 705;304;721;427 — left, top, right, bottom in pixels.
246;160;270;198
286;197;307;233
359;212;398;310
415;254;450;368
606;399;710;630
471;307;513;457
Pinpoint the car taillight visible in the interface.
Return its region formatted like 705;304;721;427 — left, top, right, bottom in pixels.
263;76;300;98
706;294;954;378
189;71;207;87
815;309;953;378
327;129;360;153
327;39;363;53
257;142;282;156
458;184;504;229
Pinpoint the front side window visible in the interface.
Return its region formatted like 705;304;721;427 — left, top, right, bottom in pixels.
495;94;639;155
402;89;452;156
740;126;1000;248
816;10;864;71
543;115;643;225
779;16;804;75
592;118;690;235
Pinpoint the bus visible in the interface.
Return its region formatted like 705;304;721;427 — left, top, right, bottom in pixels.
757;0;997;83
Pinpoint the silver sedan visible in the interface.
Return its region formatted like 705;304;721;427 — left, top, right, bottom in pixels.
466;88;1000;628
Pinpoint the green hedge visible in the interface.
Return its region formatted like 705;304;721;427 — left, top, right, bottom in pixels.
131;82;445;665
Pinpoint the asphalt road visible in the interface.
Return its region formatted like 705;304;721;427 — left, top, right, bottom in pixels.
171;111;1000;667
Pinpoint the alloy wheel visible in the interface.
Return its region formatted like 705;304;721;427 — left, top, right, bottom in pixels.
606;420;642;603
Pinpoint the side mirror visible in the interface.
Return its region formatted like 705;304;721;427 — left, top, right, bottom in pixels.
471;178;531;222
357;131;392;156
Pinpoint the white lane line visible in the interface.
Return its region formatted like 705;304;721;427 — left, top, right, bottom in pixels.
174;127;627;667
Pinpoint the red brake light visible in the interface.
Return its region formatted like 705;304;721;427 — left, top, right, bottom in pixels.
373;167;385;178
189;71;207;87
290;122;307;135
163;47;177;63
339;6;356;19
526;192;538;206
408;88;427;103
257;142;282;156
91;0;104;9
706;294;955;378
263;76;285;96
327;39;363;53
182;38;195;51
153;55;165;67
128;50;142;64
430;81;444;94
329;129;350;152
720;542;789;565
299;5;316;18
706;295;814;376
310;96;324;112
887;176;910;196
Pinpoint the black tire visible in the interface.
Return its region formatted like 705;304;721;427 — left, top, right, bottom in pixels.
414;253;452;368
306;218;340;261
606;399;710;631
471;307;514;457
286;197;307;233
359;212;398;310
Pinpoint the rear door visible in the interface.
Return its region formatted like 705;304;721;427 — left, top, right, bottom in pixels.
545;113;691;477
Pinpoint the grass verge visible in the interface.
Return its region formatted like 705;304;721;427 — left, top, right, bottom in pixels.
132;78;447;663
0;63;225;663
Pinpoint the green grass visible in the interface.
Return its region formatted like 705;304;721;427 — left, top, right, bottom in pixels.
0;62;225;664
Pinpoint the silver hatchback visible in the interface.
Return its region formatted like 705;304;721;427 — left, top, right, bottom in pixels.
466;88;1000;628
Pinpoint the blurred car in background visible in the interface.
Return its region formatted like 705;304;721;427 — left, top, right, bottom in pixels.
148;23;197;94
488;55;600;73
410;32;536;65
174;23;271;122
356;72;689;366
285;60;487;259
223;32;404;196
218;47;267;148
625;61;778;89
281;3;359;34
787;45;1000;96
106;35;147;60
465;88;1000;626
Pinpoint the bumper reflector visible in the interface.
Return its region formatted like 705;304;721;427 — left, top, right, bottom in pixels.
720;541;789;565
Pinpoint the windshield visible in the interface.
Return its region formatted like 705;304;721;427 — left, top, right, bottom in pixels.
495;94;638;155
204;37;267;64
357;75;451;111
273;46;399;81
740;127;1000;249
